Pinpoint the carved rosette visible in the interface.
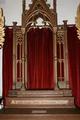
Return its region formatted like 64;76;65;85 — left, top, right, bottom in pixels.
0;8;5;48
76;4;80;39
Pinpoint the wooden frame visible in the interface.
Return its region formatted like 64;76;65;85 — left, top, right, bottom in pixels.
5;0;75;108
12;0;70;90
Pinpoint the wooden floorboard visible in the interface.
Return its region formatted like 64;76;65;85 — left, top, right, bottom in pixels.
0;108;80;120
0;114;80;120
0;108;80;114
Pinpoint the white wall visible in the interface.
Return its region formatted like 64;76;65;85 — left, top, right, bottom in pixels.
57;0;80;24
0;0;79;25
0;0;80;96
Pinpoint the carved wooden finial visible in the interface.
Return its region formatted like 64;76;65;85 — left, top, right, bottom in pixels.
53;0;56;12
0;8;5;49
76;4;80;39
22;0;26;12
63;20;67;30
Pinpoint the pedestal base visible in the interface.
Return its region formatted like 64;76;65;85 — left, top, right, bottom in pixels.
5;90;75;108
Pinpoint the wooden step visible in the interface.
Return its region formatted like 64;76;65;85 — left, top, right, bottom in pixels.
5;90;75;108
8;90;73;97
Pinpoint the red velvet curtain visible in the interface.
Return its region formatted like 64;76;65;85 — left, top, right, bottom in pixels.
3;27;13;98
67;25;80;107
27;28;54;89
2;25;80;108
76;30;80;107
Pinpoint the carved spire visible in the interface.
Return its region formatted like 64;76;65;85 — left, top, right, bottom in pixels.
22;0;26;12
53;0;56;12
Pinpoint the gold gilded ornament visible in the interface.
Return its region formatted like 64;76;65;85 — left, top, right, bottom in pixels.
0;8;5;48
76;4;80;39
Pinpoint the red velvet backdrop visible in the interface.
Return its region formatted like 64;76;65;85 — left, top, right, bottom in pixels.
67;25;80;107
27;28;54;89
3;27;13;99
2;25;80;108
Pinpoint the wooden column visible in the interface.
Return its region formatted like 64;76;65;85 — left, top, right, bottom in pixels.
24;30;28;89
53;27;58;90
22;0;26;13
53;0;56;12
63;20;69;88
13;22;17;89
21;27;26;90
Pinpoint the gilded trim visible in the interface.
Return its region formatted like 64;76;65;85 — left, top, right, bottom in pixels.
76;4;80;39
0;8;5;48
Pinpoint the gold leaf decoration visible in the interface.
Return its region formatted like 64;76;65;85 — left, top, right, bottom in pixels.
0;8;5;48
76;4;80;39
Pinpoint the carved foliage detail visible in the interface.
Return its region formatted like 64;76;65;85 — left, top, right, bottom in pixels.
0;8;5;48
15;29;24;43
76;4;80;39
57;31;64;43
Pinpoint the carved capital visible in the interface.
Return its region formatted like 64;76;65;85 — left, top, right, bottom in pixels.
21;27;25;34
53;27;57;34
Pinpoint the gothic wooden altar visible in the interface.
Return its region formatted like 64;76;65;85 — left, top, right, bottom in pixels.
4;0;75;108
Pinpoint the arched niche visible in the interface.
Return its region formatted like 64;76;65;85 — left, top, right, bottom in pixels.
24;15;56;90
13;0;69;90
20;0;58;90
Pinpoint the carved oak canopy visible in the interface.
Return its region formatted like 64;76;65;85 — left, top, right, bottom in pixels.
22;0;57;30
12;0;69;90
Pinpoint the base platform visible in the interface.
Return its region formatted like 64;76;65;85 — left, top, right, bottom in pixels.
0;108;80;120
5;90;75;108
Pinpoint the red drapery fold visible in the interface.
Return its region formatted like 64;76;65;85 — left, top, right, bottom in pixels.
3;27;13;98
27;28;54;89
76;32;80;107
3;25;80;108
67;25;80;107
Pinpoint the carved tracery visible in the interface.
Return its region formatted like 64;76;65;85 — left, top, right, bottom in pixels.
4;0;75;109
13;0;69;90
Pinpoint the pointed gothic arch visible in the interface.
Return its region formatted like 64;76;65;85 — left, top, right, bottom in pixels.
18;0;58;90
22;0;57;28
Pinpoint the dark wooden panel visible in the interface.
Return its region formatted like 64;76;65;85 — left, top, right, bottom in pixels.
0;114;80;120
